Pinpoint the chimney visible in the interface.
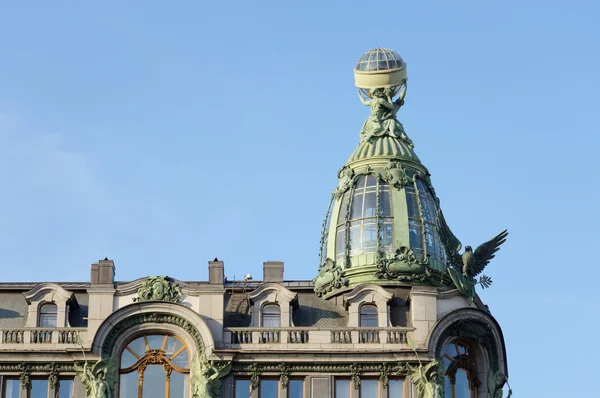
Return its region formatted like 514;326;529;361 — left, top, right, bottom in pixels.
90;258;115;284
208;258;224;285
263;261;284;283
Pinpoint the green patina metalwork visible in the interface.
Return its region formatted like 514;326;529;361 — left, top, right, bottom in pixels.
313;258;348;297
101;312;204;357
74;357;116;398
405;360;446;398
133;276;182;303
190;353;231;398
315;48;509;298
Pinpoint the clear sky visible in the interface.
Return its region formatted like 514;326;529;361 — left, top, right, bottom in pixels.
1;1;598;396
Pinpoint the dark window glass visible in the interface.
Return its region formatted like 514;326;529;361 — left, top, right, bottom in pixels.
235;379;251;398
388;379;404;397
262;305;281;327
58;379;74;398
360;305;378;327
361;380;378;398
335;379;350;398
30;379;49;398
455;369;470;398
443;341;477;398
260;379;278;398
3;379;20;398
39;303;57;327
288;380;303;398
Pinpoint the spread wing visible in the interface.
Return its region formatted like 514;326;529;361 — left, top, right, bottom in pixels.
436;208;462;268
217;362;232;379
470;230;508;277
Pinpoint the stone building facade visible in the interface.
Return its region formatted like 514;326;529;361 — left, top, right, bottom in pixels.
0;48;509;398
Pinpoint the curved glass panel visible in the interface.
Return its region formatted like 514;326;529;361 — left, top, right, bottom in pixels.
320;196;335;262
355;48;406;72
335;176;394;260
406;179;446;266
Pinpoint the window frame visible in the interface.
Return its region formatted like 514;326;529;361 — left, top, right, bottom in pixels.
387;378;406;398
118;333;191;398
259;378;279;398
56;378;75;398
287;379;304;398
38;302;58;328
442;340;479;398
261;304;281;328
234;378;252;398
2;377;21;398
359;304;379;327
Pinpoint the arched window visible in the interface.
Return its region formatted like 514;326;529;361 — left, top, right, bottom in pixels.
405;178;446;267
261;304;281;327
336;175;394;261
38;303;57;327
359;304;378;327
119;334;190;398
442;341;479;398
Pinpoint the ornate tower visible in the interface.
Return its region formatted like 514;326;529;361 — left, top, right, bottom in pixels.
315;47;508;306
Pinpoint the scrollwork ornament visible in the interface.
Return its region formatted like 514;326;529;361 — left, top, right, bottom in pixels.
133;276;182;303
350;363;361;390
313;258;349;297
48;362;59;389
279;363;290;389
249;363;261;391
384;160;410;189
375;247;430;281
19;363;31;390
379;363;390;388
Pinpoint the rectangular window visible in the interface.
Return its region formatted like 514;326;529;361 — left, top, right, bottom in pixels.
39;313;57;327
3;378;20;398
235;379;251;398
30;379;49;398
58;379;74;398
288;380;303;398
388;379;404;397
260;379;278;398
335;379;351;398
360;379;378;398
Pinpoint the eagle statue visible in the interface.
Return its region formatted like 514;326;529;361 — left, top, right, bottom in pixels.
436;208;508;280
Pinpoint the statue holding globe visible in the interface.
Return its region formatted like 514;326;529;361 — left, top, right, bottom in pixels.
354;48;414;148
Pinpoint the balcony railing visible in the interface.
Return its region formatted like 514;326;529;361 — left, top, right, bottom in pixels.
225;327;412;348
1;328;87;345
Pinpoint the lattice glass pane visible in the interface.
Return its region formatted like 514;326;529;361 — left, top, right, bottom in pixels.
121;348;138;368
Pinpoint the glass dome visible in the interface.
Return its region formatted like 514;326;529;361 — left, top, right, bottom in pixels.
355;48;406;72
335;175;394;260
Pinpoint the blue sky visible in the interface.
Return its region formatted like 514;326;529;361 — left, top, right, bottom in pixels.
1;1;598;396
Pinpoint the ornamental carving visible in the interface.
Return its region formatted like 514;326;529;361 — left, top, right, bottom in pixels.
378;363;390;388
384;160;410;189
279;363;290;389
74;357;116;398
350;363;361;390
313;259;349;297
48;362;59;389
133;276;182;303
190;353;231;398
334;166;355;196
101;312;205;357
248;363;261;391
19;363;31;389
376;247;430;281
406;360;445;398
